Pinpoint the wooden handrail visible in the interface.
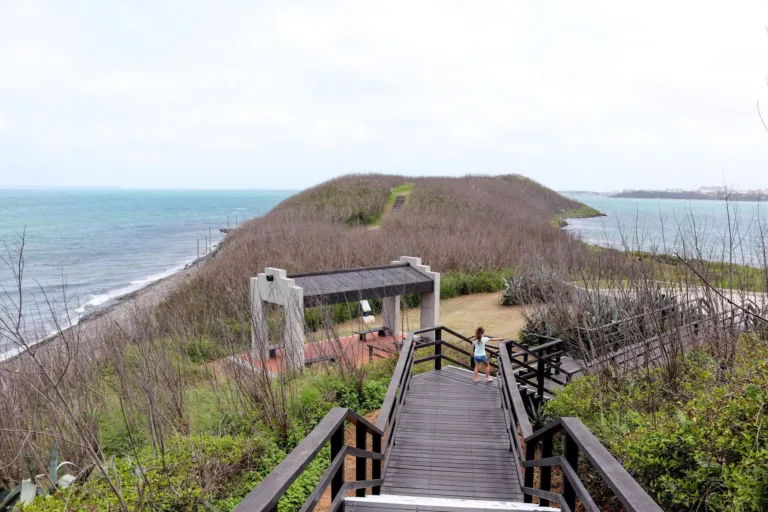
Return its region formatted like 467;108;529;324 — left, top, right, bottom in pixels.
497;340;662;511
519;418;661;511
239;325;662;512
498;342;533;439
375;332;416;431
235;408;383;512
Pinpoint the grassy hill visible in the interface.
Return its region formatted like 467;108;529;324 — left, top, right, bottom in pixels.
160;174;597;340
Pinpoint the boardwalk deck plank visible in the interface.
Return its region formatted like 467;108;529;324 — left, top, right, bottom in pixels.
382;366;522;502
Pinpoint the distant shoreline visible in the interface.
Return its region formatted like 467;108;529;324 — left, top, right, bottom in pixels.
612;190;766;201
564;190;767;202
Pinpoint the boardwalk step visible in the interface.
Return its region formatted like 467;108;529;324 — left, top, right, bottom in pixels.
391;195;407;213
346;495;558;511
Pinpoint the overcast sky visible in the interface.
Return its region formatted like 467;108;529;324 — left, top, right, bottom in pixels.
1;1;768;191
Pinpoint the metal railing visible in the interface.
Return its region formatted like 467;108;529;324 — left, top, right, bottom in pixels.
497;341;662;511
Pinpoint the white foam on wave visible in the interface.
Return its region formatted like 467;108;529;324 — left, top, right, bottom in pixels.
0;310;86;363
76;263;189;314
0;246;222;363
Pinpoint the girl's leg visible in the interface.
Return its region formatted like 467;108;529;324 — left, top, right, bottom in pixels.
485;362;492;381
473;360;479;382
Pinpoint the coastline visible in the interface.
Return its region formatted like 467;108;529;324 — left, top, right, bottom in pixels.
0;253;208;364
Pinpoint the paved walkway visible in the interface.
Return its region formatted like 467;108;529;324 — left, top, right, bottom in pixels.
235;332;401;373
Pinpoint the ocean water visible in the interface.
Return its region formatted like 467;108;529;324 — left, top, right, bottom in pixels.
564;195;768;265
0;189;293;358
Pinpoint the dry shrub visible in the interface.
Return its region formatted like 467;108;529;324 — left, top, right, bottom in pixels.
157;173;591;343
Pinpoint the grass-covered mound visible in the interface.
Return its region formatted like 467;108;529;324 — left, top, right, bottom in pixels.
158;174;596;343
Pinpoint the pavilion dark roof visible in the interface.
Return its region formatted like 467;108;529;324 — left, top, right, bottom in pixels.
288;263;434;306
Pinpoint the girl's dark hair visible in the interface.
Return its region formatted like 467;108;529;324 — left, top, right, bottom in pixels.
476;326;485;336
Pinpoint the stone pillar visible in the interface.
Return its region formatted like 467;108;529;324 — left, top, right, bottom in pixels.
283;285;306;373
251;268;306;373
382;295;400;337
250;276;269;361
398;256;441;341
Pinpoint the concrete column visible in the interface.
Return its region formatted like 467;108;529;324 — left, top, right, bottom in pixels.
250;276;269;360
382;295;400;337
398;256;441;341
251;268;306;373
283;286;306;373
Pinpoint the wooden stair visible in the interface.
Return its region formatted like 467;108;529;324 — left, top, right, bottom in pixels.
391;195;406;213
346;495;558;511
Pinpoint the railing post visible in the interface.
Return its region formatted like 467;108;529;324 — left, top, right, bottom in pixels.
368;345;374;363
331;423;345;504
536;357;545;400
372;433;382;495
563;433;578;510
355;422;367;497
524;440;536;503
539;430;553;506
435;328;442;370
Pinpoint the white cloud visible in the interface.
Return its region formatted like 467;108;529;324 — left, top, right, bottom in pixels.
0;0;767;189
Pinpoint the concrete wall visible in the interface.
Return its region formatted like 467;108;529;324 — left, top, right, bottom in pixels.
250;268;305;372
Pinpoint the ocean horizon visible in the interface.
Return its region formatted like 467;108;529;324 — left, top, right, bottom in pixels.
0;189;294;358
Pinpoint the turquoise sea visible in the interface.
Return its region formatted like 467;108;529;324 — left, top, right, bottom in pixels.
0;189;293;358
564;195;768;265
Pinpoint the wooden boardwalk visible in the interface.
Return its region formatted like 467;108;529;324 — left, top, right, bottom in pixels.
382;366;523;502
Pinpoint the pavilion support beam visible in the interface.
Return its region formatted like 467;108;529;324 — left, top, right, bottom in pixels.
251;268;305;373
382;295;400;337
250;277;269;361
397;256;441;340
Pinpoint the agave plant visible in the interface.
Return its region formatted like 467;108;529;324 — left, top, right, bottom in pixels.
529;403;552;432
0;441;84;511
500;266;564;307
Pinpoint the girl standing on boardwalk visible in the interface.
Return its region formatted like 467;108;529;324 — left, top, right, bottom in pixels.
471;327;502;383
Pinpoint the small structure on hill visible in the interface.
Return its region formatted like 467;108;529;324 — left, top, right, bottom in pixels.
250;256;440;372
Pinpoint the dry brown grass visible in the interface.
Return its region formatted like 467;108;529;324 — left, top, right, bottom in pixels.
157;173;590;344
0;173;590;493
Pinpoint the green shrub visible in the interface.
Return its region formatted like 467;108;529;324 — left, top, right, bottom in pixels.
546;347;768;511
21;434;273;512
296;387;334;429
185;337;228;363
441;270;510;300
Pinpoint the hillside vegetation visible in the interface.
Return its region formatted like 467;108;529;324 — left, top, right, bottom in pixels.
0;173;601;511
159;174;593;341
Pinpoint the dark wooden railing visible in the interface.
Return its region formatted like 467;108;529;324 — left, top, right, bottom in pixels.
504;338;573;402
234;409;383;512
497;341;662;511
237;325;663;512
